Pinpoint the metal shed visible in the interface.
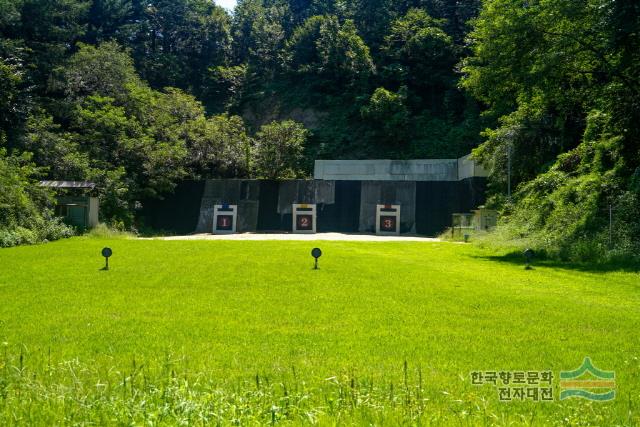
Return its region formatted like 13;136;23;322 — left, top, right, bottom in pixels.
39;181;99;229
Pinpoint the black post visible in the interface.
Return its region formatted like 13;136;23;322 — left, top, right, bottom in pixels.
101;248;113;271
311;248;322;270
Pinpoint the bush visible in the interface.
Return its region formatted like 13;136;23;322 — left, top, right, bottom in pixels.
0;148;74;248
476;111;640;263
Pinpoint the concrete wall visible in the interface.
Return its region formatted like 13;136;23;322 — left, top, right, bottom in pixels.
457;154;489;180
358;181;416;233
193;177;486;236
88;197;99;228
196;180;260;233
141;156;488;235
314;156;488;182
139;181;205;235
276;180;335;214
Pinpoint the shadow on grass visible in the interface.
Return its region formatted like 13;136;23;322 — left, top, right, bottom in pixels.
473;251;640;274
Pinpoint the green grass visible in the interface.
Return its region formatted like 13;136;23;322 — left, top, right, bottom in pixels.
0;237;639;425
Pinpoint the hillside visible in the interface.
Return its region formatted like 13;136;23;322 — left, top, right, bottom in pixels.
1;0;639;259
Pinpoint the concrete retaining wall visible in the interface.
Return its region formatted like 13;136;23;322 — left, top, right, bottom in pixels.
314;156;488;182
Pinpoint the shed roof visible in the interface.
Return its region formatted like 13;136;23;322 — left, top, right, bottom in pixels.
39;180;96;189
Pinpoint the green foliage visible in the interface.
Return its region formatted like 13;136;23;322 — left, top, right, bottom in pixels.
286;15;374;89
0;0;22;28
232;0;267;63
0;56;26;133
3;0;637;259
352;0;395;51
14;0;90;92
0;148;73;247
361;87;409;145
204;64;248;113
253;120;308;179
0;0;486;234
382;9;456;93
486;111;638;261
22;42;262;226
64;41;140;102
85;0;134;44
131;0;232;96
23;111;90;179
0;149;46;230
463;0;640;259
185;113;252;179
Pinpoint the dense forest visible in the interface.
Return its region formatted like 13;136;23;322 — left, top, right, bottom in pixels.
0;0;639;260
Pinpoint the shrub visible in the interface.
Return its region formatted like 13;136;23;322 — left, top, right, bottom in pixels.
0;148;74;248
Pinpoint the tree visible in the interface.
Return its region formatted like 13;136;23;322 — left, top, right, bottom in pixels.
232;0;264;63
22;111;90;180
0;0;491;236
352;0;396;53
65;41;141;102
462;0;640;258
0;56;28;143
23;43;218;225
287;15;374;89
0;0;22;30
130;0;232;98
382;9;456;107
247;2;287;79
361;87;410;145
461;0;626;190
253;120;308;179
203;64;248;113
279;0;346;30
18;0;90;90
396;0;482;44
185;113;252;179
85;0;135;44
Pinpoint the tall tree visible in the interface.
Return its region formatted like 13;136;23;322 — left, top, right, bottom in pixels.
382;9;456;110
286;15;373;90
131;0;232;98
253;120;308;179
18;0;90;89
85;0;134;44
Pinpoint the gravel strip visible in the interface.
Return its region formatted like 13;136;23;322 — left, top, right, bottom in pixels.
155;233;440;242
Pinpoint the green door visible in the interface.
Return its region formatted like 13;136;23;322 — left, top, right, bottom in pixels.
68;206;86;228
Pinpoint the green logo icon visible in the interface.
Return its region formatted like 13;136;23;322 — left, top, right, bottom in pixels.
560;358;615;401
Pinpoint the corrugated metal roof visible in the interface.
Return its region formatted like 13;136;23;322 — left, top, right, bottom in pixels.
39;181;96;189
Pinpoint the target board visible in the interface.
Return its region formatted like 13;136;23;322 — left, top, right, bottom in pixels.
213;204;237;234
376;204;401;235
292;204;317;234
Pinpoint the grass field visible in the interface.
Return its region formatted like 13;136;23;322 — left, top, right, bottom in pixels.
0;237;639;425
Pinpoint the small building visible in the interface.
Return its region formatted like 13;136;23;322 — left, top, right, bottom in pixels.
39;181;99;229
472;206;498;231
